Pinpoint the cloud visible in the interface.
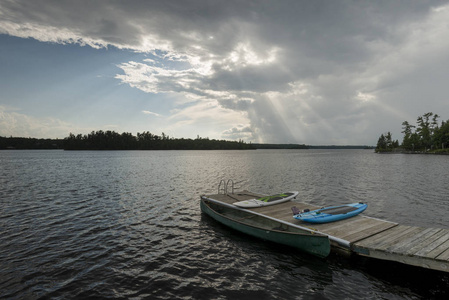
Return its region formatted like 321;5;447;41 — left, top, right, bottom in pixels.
164;99;250;140
0;105;80;138
2;1;449;143
142;110;161;117
222;124;253;140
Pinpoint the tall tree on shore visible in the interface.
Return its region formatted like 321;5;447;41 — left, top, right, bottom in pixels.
416;112;438;150
401;121;414;150
433;120;449;150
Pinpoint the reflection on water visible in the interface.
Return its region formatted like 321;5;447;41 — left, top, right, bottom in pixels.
0;149;448;299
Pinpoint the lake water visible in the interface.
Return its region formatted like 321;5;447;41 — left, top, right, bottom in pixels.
0;149;448;299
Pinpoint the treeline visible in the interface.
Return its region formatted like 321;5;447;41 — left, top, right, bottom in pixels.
64;130;255;150
252;143;308;149
308;145;374;149
376;112;449;153
0;136;63;149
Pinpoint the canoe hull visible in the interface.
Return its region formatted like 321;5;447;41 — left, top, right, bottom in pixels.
201;198;330;258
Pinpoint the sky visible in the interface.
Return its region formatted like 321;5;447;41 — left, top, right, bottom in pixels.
1;0;449;145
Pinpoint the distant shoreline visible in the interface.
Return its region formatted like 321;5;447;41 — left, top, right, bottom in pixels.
1;135;374;150
377;150;449;155
307;145;374;149
0;139;374;150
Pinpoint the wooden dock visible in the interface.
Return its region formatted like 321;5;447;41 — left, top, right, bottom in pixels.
202;192;449;273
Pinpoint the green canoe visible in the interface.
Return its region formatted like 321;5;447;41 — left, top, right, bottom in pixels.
200;196;330;258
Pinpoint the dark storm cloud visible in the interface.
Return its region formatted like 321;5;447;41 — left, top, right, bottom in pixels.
2;0;449;143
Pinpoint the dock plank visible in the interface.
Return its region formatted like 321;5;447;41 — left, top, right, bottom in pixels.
429;236;449;260
404;229;446;256
341;221;397;243
437;247;449;261
376;226;427;251
355;225;418;249
414;230;449;258
311;215;366;231
317;217;375;237
376;227;428;252
342;223;397;243
311;216;396;236
387;228;441;253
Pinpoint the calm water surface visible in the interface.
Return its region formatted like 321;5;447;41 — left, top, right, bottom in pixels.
0;149;448;299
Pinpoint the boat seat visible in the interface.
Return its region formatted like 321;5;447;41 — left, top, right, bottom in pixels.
291;206;301;215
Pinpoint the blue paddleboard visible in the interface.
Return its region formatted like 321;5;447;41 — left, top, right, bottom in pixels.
293;202;367;223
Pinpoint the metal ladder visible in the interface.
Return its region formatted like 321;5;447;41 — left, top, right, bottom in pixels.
218;179;235;194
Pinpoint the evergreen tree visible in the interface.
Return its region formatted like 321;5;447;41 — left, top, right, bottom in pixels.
397;112;449;153
375;133;387;152
401;121;415;150
375;131;398;152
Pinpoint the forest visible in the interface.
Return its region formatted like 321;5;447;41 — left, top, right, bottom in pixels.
0;136;63;149
376;112;449;153
63;131;255;150
0;131;254;150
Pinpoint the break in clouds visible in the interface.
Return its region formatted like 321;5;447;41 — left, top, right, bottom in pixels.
2;0;449;144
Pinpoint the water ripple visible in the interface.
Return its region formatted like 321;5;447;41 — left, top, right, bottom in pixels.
1;150;448;299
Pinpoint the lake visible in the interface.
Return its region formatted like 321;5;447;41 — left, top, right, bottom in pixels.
0;149;448;299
